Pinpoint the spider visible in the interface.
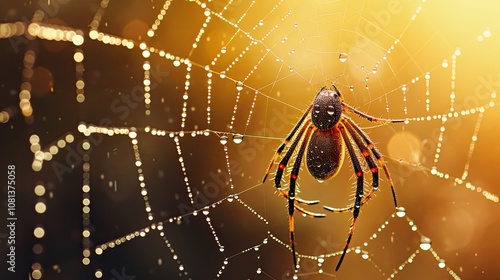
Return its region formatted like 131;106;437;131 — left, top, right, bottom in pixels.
262;84;404;271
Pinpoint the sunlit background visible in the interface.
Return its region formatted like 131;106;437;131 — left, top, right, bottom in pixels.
1;0;500;279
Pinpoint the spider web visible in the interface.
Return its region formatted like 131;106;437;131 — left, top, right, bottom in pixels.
1;0;500;279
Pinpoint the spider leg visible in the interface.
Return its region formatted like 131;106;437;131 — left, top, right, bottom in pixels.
323;204;356;213
270;118;325;216
276;191;325;218
336;123;365;271
278;191;320;206
345;117;398;208
344;118;379;200
263;104;313;183
322;117;379;214
288;124;315;270
323;191;375;213
342;102;405;124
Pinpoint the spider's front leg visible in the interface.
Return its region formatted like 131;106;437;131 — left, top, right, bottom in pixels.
264;113;327;213
269;119;324;270
262;104;312;183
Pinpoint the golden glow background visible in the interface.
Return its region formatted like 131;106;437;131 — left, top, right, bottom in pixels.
1;0;500;279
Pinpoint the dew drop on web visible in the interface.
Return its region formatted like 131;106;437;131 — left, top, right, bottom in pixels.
419;236;432;250
219;135;228;145
395;206;406;217
235;81;243;91
339;52;347;62
232;133;244;144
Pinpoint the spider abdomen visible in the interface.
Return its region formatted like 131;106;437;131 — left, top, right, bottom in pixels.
311;88;342;131
306;126;345;180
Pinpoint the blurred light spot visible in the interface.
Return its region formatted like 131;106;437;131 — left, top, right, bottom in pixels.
33;244;43;254
65;134;74;143
387;131;422;164
34;185;46;196
34;227;45;238
72;34;84;45
74;51;84;62
35;202;46;213
32;269;42;279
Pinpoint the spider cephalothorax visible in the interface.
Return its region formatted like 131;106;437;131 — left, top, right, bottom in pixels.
263;84;404;271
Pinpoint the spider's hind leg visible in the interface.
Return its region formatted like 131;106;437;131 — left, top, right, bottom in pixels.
334;123;366;271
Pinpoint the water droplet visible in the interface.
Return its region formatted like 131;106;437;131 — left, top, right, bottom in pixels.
361;251;369;259
227;195;234;202
339;52;348;62
219;71;226;79
438;259;446;268
236;81;244;91
442;59;448;68
318;257;324;263
219;246;225;252
221;47;226;54
317;179;324;183
220;135;228;145
258;20;264;26
327;105;335;116
419;236;432;251
204;129;210;136
233;134;244;144
372;67;377;74
349;85;354;91
395;207;406;217
202;207;209;215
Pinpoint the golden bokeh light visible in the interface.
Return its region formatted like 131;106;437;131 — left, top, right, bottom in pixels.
33;227;45;238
